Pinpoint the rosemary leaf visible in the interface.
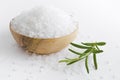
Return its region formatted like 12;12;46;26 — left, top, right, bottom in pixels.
71;43;91;49
81;42;95;46
69;49;82;55
59;59;70;63
82;42;106;46
93;53;97;69
93;49;103;54
85;56;89;73
96;42;106;46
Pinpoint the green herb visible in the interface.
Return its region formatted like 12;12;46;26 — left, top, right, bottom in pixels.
59;42;106;73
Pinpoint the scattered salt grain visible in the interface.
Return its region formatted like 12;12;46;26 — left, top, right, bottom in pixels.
11;5;77;38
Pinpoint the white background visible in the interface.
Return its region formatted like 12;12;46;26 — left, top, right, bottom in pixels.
0;0;120;80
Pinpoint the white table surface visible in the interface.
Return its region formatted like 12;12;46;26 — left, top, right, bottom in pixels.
0;0;120;80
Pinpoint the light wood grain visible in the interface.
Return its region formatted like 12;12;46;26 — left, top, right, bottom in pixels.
10;23;78;55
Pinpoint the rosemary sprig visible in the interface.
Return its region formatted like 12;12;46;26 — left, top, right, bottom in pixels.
59;42;106;73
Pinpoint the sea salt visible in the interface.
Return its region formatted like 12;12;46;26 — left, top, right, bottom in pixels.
11;5;77;38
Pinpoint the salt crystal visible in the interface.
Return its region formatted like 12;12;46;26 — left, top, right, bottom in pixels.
11;5;77;38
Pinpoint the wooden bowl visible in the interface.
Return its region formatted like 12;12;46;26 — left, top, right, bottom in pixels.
10;23;78;55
